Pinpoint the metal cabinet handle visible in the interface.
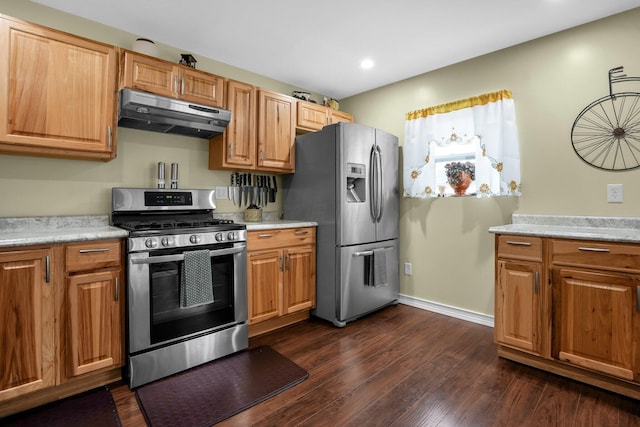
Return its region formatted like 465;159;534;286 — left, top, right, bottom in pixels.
295;230;309;236
229;143;234;159
506;241;531;246
534;271;539;294
258;234;275;239
280;255;284;272
79;248;110;253
181;77;185;95
107;126;112;148
115;277;119;302
578;247;610;252
174;76;179;94
285;254;290;270
45;255;50;284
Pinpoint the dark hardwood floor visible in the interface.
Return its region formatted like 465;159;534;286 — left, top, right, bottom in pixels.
110;304;640;426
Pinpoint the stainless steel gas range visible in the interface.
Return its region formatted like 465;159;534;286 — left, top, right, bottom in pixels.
111;187;248;388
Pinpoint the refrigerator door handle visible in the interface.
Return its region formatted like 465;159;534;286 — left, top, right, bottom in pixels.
375;146;384;222
369;146;378;221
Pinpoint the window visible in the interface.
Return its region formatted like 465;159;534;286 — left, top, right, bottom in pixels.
403;90;521;198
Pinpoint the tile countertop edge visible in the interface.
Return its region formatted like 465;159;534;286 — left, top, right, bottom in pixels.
488;214;640;244
0;215;128;248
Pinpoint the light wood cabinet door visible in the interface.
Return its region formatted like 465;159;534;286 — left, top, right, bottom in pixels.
283;246;316;314
296;101;328;132
209;80;256;169
329;109;354;124
0;249;55;401
0;16;117;160
180;66;224;107
552;268;640;381
257;90;296;172
120;51;177;98
495;260;544;355
121;50;224;107
247;249;282;324
64;269;122;379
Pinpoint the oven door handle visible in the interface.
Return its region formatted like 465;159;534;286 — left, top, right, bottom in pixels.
130;246;245;265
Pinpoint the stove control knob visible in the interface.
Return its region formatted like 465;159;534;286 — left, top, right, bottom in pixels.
161;237;174;247
215;232;224;242
189;235;201;244
145;238;158;249
227;231;237;241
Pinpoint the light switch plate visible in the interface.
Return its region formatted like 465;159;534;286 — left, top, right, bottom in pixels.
215;186;229;200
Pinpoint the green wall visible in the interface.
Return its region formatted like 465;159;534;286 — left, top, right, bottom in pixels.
340;8;640;318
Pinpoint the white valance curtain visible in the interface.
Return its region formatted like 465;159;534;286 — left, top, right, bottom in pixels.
403;89;521;198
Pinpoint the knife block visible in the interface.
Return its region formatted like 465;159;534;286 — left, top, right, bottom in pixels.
243;208;263;222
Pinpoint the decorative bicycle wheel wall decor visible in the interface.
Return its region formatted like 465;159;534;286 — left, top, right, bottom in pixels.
571;66;640;171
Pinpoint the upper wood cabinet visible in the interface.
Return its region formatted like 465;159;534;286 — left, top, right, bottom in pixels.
257;90;296;172
209;79;257;170
296;100;354;132
0;15;118;161
120;50;224;107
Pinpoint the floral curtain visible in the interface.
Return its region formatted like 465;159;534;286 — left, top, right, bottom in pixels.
403;89;521;198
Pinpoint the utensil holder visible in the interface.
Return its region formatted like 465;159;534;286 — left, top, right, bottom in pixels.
244;208;262;222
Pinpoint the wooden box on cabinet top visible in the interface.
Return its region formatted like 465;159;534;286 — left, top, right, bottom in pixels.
0;15;118;161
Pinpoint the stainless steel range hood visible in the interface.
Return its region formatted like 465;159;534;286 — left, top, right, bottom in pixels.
118;88;231;139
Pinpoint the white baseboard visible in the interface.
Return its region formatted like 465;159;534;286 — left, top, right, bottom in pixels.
398;294;494;328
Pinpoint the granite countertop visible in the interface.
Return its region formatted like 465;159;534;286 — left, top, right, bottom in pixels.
489;214;640;243
0;216;128;248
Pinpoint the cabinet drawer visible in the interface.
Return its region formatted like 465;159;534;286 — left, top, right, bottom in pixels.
497;235;543;262
65;240;121;272
248;227;315;251
550;239;640;272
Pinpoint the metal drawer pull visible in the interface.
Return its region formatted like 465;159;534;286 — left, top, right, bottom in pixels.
79;248;110;253
295;230;309;235
115;277;119;302
506;241;531;246
578;247;610;253
534;271;539;294
258;234;275;239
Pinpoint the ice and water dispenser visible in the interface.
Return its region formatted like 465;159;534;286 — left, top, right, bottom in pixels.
346;162;366;203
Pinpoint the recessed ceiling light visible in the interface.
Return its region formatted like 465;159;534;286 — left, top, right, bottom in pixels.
360;59;374;70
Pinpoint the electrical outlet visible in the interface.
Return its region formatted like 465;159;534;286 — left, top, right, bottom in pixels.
607;184;623;203
215;186;229;200
404;262;412;276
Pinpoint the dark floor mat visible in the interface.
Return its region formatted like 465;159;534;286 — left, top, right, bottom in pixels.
135;346;309;426
2;386;121;427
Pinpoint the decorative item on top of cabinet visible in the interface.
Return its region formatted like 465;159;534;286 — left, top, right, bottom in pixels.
257;90;297;172
494;234;549;358
119;50;224;107
209;79;257;170
0;15;118;161
61;240;124;382
247;227;316;337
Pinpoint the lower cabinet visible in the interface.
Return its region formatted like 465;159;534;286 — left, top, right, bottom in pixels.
494;234;640;399
247;227;316;337
0;248;55;402
0;240;124;417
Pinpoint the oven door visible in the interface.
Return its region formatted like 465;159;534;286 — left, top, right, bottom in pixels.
127;241;247;354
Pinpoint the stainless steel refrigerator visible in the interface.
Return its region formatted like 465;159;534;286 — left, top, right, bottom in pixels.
284;122;399;326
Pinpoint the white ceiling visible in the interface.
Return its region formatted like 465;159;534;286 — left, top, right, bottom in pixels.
33;0;640;100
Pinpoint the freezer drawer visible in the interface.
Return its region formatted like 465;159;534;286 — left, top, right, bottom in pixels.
337;240;399;325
